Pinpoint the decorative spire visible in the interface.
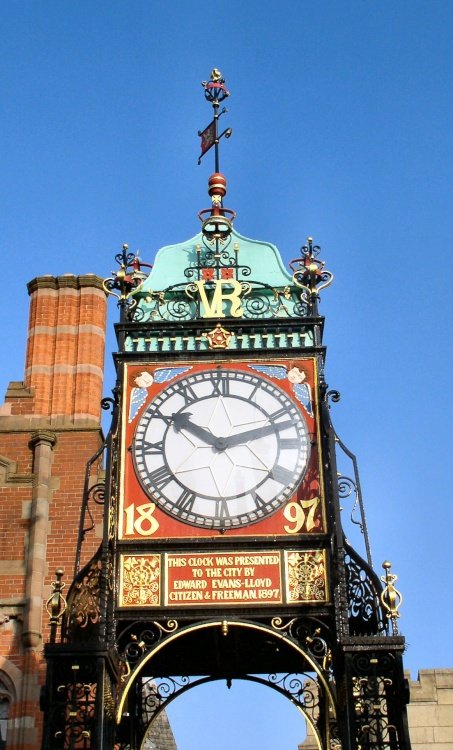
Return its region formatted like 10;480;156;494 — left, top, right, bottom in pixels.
380;560;403;635
103;244;152;306
46;568;66;643
197;69;235;242
198;69;232;171
289;237;333;304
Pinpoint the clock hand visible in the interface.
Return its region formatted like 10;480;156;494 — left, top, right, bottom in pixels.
172;412;218;448
224;419;295;449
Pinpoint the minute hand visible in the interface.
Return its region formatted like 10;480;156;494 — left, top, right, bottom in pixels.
224;420;295;449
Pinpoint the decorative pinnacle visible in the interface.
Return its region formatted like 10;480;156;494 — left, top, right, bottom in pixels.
46;568;67;643
289;237;334;298
201;69;230;103
197;70;235;241
380;561;403;635
198;69;232;170
103;244;153;303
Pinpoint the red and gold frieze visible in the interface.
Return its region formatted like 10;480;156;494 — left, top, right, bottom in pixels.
118;549;328;608
119;358;325;541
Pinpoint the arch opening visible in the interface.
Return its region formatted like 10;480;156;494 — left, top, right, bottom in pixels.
140;674;322;750
116;618;337;750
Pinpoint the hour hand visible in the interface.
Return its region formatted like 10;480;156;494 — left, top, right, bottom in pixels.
172;412;217;447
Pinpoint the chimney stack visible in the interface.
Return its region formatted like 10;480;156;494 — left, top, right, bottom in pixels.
21;274;107;423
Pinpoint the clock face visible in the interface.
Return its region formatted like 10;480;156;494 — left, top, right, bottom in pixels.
132;368;310;530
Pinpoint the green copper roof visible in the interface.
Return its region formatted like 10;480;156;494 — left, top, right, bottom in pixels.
124;225;326;329
137;227;293;293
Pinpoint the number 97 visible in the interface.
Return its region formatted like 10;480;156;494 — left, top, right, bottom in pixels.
283;497;319;534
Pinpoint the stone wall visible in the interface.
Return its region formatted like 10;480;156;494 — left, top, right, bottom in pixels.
408;668;453;749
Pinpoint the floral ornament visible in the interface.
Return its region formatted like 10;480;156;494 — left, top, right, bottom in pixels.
203;323;234;349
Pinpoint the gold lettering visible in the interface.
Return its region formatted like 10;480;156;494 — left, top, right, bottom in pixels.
194;280;244;318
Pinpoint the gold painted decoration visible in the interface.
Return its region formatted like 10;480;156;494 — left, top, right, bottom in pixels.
46;568;67;626
68;558;102;630
118;550;329;608
285;550;328;603
185;278;248;318
380;560;402;635
120;555;161;607
203;323;234;349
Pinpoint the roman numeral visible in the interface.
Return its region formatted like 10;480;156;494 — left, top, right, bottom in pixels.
270;406;288;421
177;489;196;513
271;465;294;486
154;410;173;426
248;383;260;400
212;373;230;397
180;382;198;404
250;491;267;510
280;438;299;450
215;499;231;520
147;465;172;490
142;440;164;456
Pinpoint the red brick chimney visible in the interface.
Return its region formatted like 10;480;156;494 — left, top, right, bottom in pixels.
0;274;107;750
5;274;107;423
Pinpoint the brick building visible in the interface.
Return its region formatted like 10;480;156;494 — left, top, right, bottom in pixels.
0;275;107;750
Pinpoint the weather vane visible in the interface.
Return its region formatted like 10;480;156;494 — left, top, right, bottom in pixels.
198;69;232;170
197;69;235;241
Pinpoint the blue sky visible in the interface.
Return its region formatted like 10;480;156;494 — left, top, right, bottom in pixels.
1;2;452;748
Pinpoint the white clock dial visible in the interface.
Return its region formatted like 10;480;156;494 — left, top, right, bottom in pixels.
132;368;311;530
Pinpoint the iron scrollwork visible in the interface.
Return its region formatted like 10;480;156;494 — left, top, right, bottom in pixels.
290;237;333;298
74;441;107;576
139;672;326;750
268;672;320;711
345;543;386;636
122;231;321;324
338;475;364;534
270;617;333;674
142;676;191;724
63;554;102;641
335;432;373;567
350;652;402;750
116;620;179;680
50;659;99;750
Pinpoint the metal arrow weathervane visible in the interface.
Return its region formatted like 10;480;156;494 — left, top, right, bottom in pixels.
198;68;232;169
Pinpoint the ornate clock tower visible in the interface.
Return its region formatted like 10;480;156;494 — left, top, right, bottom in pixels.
41;71;412;750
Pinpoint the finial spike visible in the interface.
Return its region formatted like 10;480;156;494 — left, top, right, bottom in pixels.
197;71;235;240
